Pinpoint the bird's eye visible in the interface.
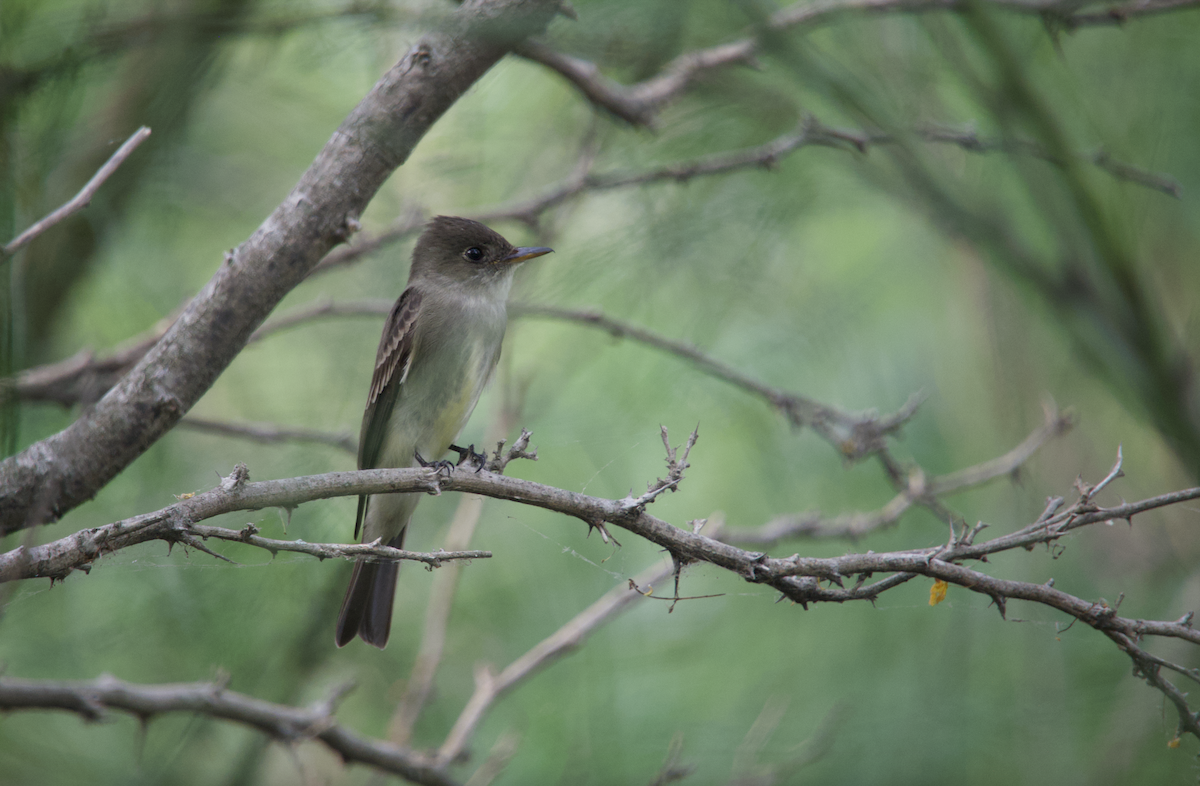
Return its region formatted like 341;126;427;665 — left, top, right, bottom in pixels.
463;247;485;262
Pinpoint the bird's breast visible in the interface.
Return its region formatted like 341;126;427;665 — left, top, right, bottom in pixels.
376;298;506;468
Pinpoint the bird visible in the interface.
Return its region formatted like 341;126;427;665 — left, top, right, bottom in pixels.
335;216;552;648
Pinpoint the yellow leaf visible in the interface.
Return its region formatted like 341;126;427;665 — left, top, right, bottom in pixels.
929;579;948;606
1168;736;1181;749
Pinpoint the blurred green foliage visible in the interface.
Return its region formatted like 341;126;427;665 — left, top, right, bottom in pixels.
2;0;1200;784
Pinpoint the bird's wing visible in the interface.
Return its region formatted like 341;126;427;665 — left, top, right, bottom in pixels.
354;287;421;540
359;286;422;473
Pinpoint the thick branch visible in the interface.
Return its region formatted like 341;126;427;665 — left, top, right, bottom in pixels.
0;0;562;535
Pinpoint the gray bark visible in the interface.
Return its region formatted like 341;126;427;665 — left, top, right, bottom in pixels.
0;0;561;534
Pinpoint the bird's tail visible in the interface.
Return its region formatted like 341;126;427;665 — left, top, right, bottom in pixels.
335;530;404;648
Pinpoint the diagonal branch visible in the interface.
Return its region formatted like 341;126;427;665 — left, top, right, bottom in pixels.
724;401;1074;544
2;127;153;257
510;302;924;460
436;559;676;765
0;0;564;536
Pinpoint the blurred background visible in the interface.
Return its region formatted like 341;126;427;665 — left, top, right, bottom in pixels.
2;0;1199;784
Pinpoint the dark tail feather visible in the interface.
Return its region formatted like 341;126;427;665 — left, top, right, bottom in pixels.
335;531;404;648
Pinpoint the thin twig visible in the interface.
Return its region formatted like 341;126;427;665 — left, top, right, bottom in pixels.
177;417;357;454
521;0;1200;129
436;559;676;765
3;127;152;256
188;522;490;568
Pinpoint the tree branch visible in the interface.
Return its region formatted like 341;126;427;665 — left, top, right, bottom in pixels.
0;0;563;535
436;559;676;765
2;127;153;257
0;461;494;582
722;401;1070;544
3;429;1199;736
0;674;461;786
9;112;1174;415
510;302;924;460
521;0;1200;127
176;417;357;454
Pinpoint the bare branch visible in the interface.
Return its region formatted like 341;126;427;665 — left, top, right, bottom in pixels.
12;112;1171;415
1105;632;1200;740
308;208;428;277
931;403;1076;495
891;125;1182;197
511;302;921;458
249;299;392;343
191;522;489;567
2;427;1198;738
622;426;699;511
177;417;357;454
3;317;173;407
0;463;487;583
437;559;676;765
723;404;1072;544
0;674;461;786
1064;0;1200;27
2;127;152;257
522;0;1200;128
0;0;564;535
485;428;539;474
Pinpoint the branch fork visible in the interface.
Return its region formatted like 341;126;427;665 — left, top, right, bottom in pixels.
622;426;699;513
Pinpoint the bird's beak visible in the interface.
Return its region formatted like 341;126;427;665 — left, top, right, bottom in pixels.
500;246;553;265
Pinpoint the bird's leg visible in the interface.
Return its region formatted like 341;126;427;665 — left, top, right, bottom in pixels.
415;451;455;476
449;443;488;472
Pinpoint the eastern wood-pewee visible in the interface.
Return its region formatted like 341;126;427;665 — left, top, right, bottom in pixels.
335;216;551;648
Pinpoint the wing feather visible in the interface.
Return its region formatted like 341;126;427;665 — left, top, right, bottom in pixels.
360;287;422;469
355;288;421;539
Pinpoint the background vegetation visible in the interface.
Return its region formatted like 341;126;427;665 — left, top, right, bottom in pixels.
2;0;1199;783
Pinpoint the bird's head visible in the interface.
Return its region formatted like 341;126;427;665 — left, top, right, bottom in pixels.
409;216;552;291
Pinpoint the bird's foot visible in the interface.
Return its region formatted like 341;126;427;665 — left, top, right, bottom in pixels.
415;451;455;476
449;443;488;472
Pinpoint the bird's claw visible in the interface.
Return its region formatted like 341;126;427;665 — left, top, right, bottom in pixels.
415;451;455;476
449;443;487;472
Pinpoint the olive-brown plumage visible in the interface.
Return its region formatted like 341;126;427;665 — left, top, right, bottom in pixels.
335;216;551;648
